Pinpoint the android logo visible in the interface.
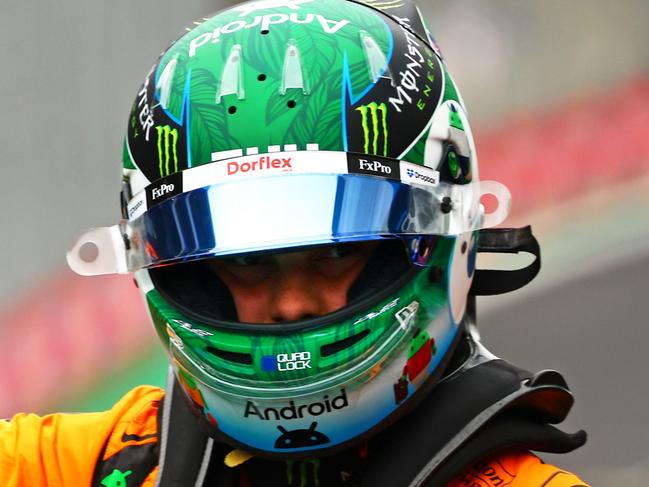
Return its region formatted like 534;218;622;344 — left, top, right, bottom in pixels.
101;469;132;487
393;328;437;404
404;328;437;387
275;422;331;449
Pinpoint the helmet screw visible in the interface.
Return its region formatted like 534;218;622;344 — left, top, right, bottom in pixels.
428;266;444;283
440;197;453;214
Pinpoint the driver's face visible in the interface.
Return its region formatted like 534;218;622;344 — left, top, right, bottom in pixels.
210;242;378;323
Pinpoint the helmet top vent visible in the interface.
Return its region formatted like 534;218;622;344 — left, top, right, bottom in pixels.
281;40;309;95
217;44;245;104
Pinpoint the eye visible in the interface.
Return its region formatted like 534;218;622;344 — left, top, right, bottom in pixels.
314;244;360;261
312;243;372;278
228;254;267;267
211;254;274;283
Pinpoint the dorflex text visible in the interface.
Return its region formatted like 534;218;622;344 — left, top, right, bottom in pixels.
227;156;293;176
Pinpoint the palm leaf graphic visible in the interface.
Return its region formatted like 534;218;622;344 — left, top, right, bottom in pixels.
189;68;241;166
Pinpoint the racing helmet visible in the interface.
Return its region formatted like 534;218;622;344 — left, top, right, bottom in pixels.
67;0;511;458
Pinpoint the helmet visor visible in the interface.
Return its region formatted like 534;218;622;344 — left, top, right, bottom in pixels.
127;174;495;270
67;151;510;276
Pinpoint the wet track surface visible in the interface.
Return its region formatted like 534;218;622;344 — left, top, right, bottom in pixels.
480;253;649;485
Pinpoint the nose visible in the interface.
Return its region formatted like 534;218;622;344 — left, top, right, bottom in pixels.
269;267;321;323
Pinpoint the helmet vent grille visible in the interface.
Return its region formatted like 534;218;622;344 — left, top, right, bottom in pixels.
280;40;308;95
206;346;252;365
359;30;393;85
321;329;370;358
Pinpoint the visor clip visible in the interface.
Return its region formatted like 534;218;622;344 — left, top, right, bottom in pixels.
122;233;131;251
440;197;453;214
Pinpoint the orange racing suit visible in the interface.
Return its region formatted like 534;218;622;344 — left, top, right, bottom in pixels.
0;386;590;487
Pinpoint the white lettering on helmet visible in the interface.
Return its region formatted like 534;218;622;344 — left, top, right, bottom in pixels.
233;0;315;18
276;351;311;370
358;158;392;174
389;20;426;113
189;13;349;57
151;183;175;200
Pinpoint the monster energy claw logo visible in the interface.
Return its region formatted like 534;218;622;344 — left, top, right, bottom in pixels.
356;102;388;157
155;125;179;177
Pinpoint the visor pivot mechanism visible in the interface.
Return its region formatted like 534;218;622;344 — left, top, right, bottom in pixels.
66;225;129;276
478;181;512;229
440;197;453;214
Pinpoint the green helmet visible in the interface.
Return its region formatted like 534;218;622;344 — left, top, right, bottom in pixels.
68;0;511;457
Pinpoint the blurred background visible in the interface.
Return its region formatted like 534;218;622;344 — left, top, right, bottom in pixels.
1;0;648;484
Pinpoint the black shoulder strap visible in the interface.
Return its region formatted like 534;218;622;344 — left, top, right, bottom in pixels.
470;226;542;296
154;367;224;487
360;334;586;487
428;416;587;486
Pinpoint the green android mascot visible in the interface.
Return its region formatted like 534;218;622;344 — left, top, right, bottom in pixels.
393;328;437;404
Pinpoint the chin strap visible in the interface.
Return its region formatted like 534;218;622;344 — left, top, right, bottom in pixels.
154;368;222;487
470;225;541;296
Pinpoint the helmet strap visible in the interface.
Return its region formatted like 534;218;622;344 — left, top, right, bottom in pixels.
470;226;541;296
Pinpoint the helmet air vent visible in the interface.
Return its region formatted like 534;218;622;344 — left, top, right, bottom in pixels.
216;44;245;104
280;40;309;95
360;30;394;86
156;55;179;110
206;346;252;365
321;329;371;358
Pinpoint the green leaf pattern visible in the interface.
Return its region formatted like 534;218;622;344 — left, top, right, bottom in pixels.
188;68;240;166
151;0;392;166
